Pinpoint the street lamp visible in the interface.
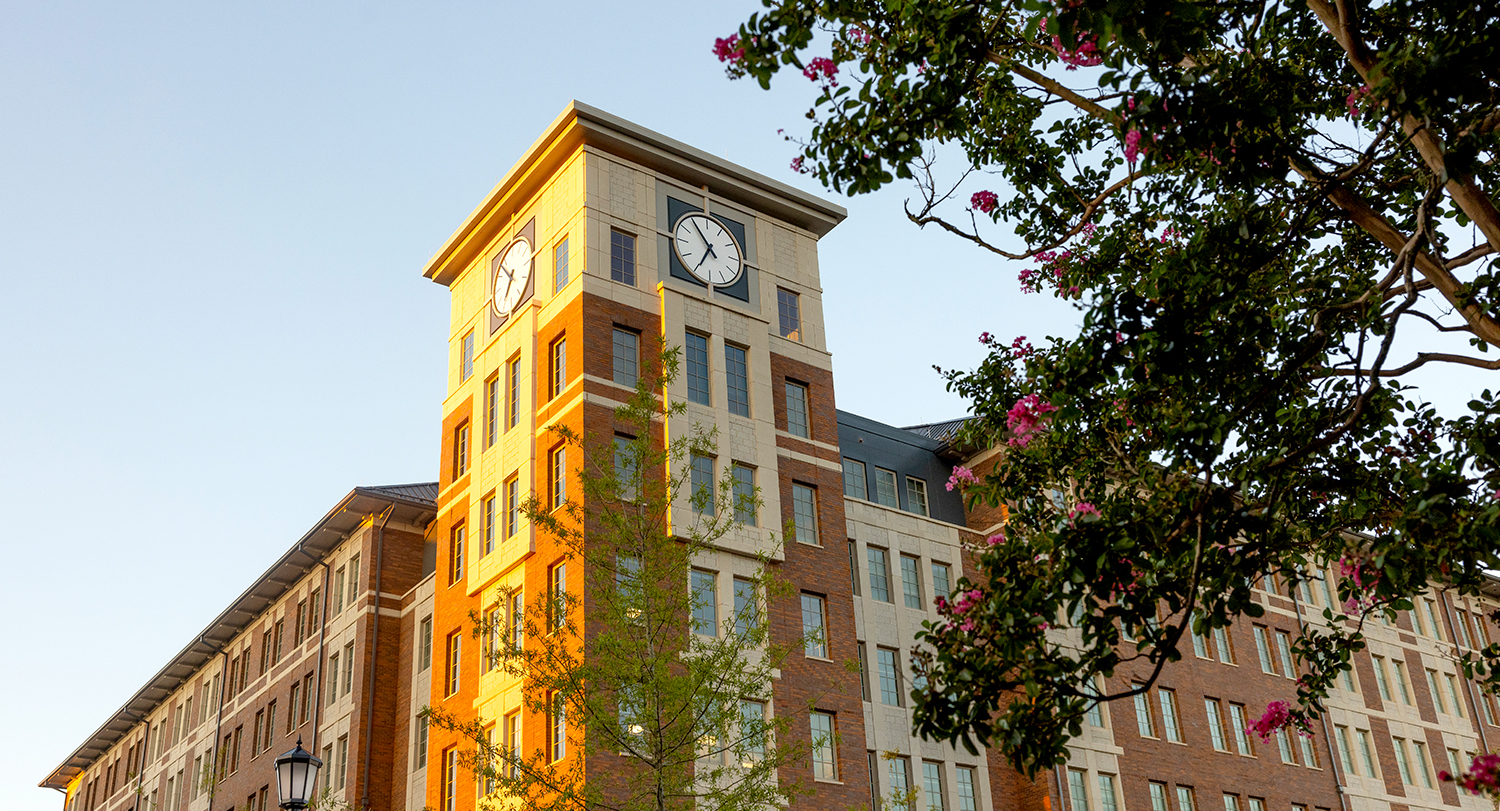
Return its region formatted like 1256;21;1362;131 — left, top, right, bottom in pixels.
273;738;323;810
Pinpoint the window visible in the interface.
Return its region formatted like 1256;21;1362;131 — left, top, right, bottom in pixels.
482;494;496;555
1150;783;1169;811
1191;613;1209;658
506;477;520;538
1222;795;1239;811
1275;631;1296;678
342;641;354;695
1067;769;1088;811
506;355;520;430
869;752;882;809
504;712;521;778
842;458;867;499
287;683;300;733
1176;786;1196;811
1086;676;1106;727
484;374;499;448
1427;669;1446;714
791;482;819;545
419;616;433;672
733;577;759;637
691;569;718;636
549;562;567;631
449;525;465;585
550;691;567;761
260;630;271;675
785;381;810;438
777;288;801;340
326;654;339;705
1413;740;1434;788
482;606;501;672
444;631;461;697
1372;655;1392;701
549;337;567;398
1099;774;1119;811
1254;626;1274;673
1134;688;1157;737
857;642;870;700
252;710;264;758
740;700;767;760
1334;725;1355;774
1393;736;1413;784
731;464;756;524
441;748;456;811
1393;659;1414;704
872;467;899;508
957;767;978;811
684;331;711;405
454;423;469;479
550;446;566;510
300;673;313;723
868;547;892;602
848;542;861;596
553;237;569;291
610;230;636;285
1457;610;1474;648
1445;673;1465;717
924;762;948;811
1160;689;1183;742
614;435;638;501
890;755;911;805
1213;626;1235;663
906;477;929;517
877;648;904;707
691;454;715;516
1205;699;1227;751
1276;729;1294;764
810;712;838;780
460;331;474;382
932;562;951;602
726;343;750;416
900;555;923;609
1300;730;1320;768
1356;728;1379;776
612;328;638;388
802;593;828;658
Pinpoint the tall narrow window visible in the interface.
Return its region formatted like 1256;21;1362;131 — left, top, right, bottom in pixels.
1205;699;1227;751
449;525;465;586
506;355;520;429
1228;703;1253;755
810;712;838;780
505;712;521;778
877;648;904;707
1176;786;1196;811
691;454;715;516
1276;729;1294;763
733;577;759;637
1160;689;1183;742
1099;774;1119;811
795;590;829;659
1445;673;1465;717
550;446;566;510
1300;731;1320;768
444;631;461;697
1372;655;1393;701
553;237;569;291
441;748;455;811
785;381;810;438
418;616;433;672
932;562;951;602
1134;688;1157;737
460;331;474;382
867;547;892;602
906;477;930;517
1393;660;1414;704
342;641;354;695
691;570;718;636
900;555;924;609
550;691;567;761
1393;737;1413;784
1275;630;1296;678
732;464;756;525
842;458;867;499
610;230;636;285
482;495;496;555
614;435;638;501
872;468;899;508
1413;740;1434;788
791;483;819;545
1335;725;1355;775
848;542;861;596
686;332;710;405
612;328;638;388
1150;783;1170;811
957;767;978;811
1067;769;1089;811
1427;669;1447;714
454;423;469;479
924;762;948;811
550;337;567;398
777;288;801;340
741;701;766;758
549;563;567;631
725;343;750;416
484;375;499;447
505;477;520;538
1191;613;1209;658
510;591;524;650
1357;729;1379;776
1254;626;1274;673
1213;626;1235;663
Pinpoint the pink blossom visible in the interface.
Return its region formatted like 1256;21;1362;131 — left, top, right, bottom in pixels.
1245;701;1291;743
947;465;979;492
1444;753;1500;795
971;190;999;213
935;595;949;613
1160;226;1180;243
1492;488;1500;499
1007;394;1058;447
789;156;808;174
986;532;1005;546
1010;336;1034;356
1345;86;1370;118
803;57;839;86
846;25;872;45
978;331;994;345
713;35;746;65
1124;129;1144;164
952;589;985;614
1069;502;1100;521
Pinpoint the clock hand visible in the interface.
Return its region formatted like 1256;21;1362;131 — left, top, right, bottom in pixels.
691;219;718;259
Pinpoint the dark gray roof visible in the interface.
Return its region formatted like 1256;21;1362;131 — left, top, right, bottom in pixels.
40;483;437;791
901;417;972;446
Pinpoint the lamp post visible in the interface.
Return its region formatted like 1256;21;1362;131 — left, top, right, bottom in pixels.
273;738;323;810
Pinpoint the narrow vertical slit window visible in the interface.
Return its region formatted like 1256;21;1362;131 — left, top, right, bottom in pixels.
785;381;810;438
777;288;801;340
725;343;750;416
612;327;639;388
610;230;636;285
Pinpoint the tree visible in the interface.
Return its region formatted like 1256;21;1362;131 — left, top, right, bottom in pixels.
425;344;822;811
719;0;1500;789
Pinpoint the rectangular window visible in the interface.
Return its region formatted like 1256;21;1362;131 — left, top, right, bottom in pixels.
777;288;801;340
1150;783;1170;811
550;337;567;398
900;555;923;609
1277;729;1294;764
342;641;354;695
857;642;870;700
932;562;951;602
484;374;498;447
1086;676;1105;727
1222;795;1239;811
1393;659;1414;704
549;562;567;631
506;355;520;430
300;674;313;722
957;767;978;811
691;569;718;636
906;477;930;517
454;423;470;479
1425;599;1444;641
802;593;828;658
849;542;861;596
924;762;948;811
287;683;300;733
1413;740;1434;788
508;590;525;651
1427;669;1446;714
460;331;474;382
1445;673;1465;717
1191;613;1209;658
731;463;756;525
1393;737;1413;784
1176;786;1196;811
482;494;496;555
326;654;339;705
742;700;767;758
785;381;810;438
1300;731;1320;768
1067;769;1089;811
505;712;521;778
442;748;456;811
872;467;899;508
444;631;461;696
867;547;892;602
810;712;838;781
419;616;433;671
610;230;636;285
1213;626;1234;663
1457;610;1474;648
1254;626;1274;673
1205;699;1227;751
252;710;264;757
792;482;819;545
890;756;911;806
842;458;867;499
733;577;759;637
295;601;307;645
1372;655;1392;701
877;647;904;707
725;343;750;416
691;454;715;516
1335;725;1355;774
414;714;428;769
550;446;566;510
1160;689;1183;742
1276;630;1296;678
506;477;520;538
614;435;638;502
553;236;569;291
686;332;711;405
1357;729;1378;776
1134;688;1157;737
449;525;465;585
1099;774;1119;811
550;691;567;761
612;328;638;388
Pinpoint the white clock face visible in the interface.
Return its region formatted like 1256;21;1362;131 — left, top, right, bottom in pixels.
493;237;533;316
672;213;743;286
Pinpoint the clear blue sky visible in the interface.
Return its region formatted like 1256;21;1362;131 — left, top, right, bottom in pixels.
0;2;1079;807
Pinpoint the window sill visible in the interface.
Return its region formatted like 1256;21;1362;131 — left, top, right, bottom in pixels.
805;655;835;663
814;778;844;785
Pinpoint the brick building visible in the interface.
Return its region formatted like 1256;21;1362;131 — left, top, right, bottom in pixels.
42;102;1500;811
